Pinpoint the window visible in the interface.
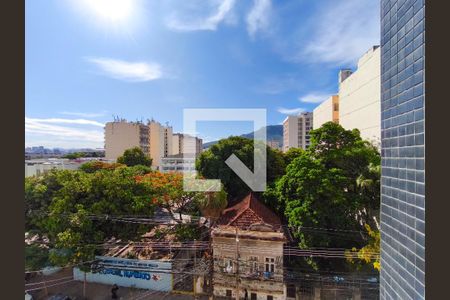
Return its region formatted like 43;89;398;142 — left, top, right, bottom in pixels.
249;256;259;273
334;103;339;111
251;293;257;300
267;296;274;300
226;290;232;298
265;257;275;273
287;285;296;298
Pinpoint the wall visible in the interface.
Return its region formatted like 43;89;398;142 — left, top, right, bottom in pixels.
313;95;339;129
25;160;82;177
149;122;165;168
105;122;141;160
283;116;298;152
339;46;381;145
73;256;172;291
212;230;285;300
380;0;425;299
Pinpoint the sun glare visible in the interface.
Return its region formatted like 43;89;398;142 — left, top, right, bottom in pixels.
82;0;134;22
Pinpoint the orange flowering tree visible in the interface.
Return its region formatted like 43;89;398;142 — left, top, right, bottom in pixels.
136;171;212;222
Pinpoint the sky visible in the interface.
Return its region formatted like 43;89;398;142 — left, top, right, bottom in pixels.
25;0;380;148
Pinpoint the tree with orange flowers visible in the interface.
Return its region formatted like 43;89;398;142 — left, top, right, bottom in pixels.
136;171;226;223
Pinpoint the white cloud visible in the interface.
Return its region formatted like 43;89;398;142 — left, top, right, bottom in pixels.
277;107;305;115
299;92;330;104
246;0;272;38
86;57;163;82
59;111;108;118
25;117;104;148
296;0;380;65
165;0;236;31
26;117;105;127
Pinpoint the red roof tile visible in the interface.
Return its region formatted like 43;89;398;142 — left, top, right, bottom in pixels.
216;193;282;230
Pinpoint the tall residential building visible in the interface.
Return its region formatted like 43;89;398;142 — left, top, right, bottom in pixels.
312;95;339;129
104;121;149;161
148;120;173;169
380;0;425;299
171;133;203;156
339;45;381;145
282;112;313;152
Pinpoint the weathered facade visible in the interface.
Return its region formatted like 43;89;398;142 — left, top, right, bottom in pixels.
212;193;287;300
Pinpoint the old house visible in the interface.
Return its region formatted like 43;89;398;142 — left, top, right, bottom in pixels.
212;193;287;300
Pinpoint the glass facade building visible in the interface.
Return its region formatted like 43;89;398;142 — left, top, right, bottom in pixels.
380;0;425;299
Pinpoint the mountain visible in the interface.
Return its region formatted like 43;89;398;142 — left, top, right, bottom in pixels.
202;125;283;149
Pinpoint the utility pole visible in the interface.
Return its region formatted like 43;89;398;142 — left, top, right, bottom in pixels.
43;280;48;297
235;227;240;300
83;271;87;299
194;239;197;300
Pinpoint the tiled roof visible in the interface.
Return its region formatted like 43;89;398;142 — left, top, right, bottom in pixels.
216;192;282;230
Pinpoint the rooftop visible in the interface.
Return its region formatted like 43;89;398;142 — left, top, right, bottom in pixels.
215;193;282;231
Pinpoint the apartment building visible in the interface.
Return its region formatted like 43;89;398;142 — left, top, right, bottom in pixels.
172;133;203;156
104;121;149;161
282;112;313;152
148;120;173;169
312;95;339;129
338;46;381;145
104;119;174;169
212;193;287;300
379;0;425;299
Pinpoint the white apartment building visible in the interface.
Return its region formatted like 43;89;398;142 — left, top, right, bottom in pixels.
282;112;313;152
171;133;203;156
313;95;339;129
104;121;149;161
160;154;197;173
338;46;381;145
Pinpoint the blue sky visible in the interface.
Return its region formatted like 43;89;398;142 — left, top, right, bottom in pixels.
26;0;380;148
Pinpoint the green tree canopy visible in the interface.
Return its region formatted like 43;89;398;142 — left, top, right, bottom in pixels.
117;147;152;167
273;122;380;270
196;136;285;199
283;147;304;166
25;167;156;267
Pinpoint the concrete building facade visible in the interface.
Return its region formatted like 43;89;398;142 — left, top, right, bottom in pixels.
313;95;339;129
160;154;197;173
282;112;313;152
104;120;174;169
172;133;203;156
148;120;173;169
104;121;149;161
380;0;425;299
338;46;381;145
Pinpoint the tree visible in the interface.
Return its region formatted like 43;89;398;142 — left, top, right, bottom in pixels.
117;147;152;167
79;161;124;173
25;244;50;271
345;224;380;271
283;147;304;166
137;171;217;223
196;136;285;199
276;122;380;270
197;189;228;221
25;167;157;267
